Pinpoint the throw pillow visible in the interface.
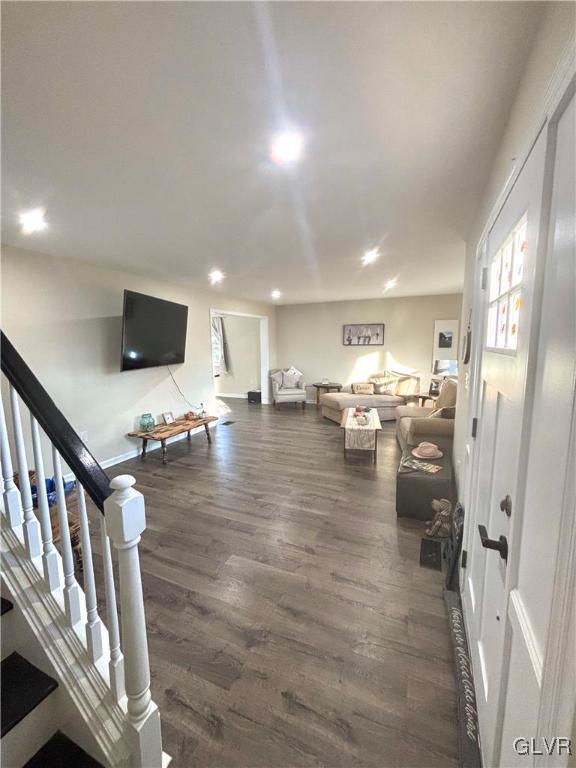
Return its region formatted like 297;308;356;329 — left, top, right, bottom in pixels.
370;372;398;395
435;378;458;409
351;382;374;395
282;370;300;388
270;370;283;386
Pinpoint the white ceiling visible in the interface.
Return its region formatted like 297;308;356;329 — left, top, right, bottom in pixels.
1;2;544;304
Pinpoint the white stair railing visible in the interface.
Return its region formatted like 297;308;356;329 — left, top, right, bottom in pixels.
0;352;166;767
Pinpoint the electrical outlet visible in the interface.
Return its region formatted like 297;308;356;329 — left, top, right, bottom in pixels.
80;431;88;443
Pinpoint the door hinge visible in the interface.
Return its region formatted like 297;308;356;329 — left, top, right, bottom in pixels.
481;267;488;290
471;417;478;438
461;550;468;568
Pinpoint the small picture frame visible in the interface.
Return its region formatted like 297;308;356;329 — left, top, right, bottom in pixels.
162;411;175;425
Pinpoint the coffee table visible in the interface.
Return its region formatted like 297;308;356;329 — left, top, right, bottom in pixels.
340;408;382;464
313;382;342;406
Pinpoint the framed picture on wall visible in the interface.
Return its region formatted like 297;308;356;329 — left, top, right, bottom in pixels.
433;320;459;362
343;324;384;346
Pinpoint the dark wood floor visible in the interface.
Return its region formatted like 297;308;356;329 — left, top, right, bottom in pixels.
112;399;458;767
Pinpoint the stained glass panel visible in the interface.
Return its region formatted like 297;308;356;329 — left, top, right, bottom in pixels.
507;290;521;350
512;220;526;287
487;304;497;348
490;253;502;302
496;299;508;348
501;241;513;294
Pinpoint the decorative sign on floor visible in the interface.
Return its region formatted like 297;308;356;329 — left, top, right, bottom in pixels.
444;589;482;768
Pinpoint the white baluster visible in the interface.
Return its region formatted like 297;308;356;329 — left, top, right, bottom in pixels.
30;417;60;590
105;475;162;768
10;387;42;557
76;482;103;662
52;448;82;625
0;391;23;528
100;516;125;702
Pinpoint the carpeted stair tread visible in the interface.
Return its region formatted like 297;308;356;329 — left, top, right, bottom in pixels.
0;597;13;616
1;652;58;737
24;731;103;768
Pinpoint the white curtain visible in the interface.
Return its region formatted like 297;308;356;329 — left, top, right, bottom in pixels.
211;316;229;375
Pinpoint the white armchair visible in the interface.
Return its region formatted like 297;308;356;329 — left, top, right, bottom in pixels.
270;368;307;408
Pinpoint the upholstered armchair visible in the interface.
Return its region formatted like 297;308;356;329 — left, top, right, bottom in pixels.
270;367;307;408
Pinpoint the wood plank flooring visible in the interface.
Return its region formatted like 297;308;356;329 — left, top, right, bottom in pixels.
107;399;458;767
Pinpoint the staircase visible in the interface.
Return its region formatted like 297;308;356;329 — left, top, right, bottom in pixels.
0;333;170;767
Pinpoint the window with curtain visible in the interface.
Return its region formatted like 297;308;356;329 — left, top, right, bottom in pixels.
211;315;229;376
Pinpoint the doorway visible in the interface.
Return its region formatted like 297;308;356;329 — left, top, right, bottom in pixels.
210;309;270;404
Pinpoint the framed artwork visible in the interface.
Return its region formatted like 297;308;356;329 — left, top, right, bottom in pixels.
162;411;175;424
343;324;384;346
433;320;459;362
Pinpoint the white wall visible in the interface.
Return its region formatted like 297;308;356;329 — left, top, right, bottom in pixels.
276;294;462;395
1;246;276;466
454;2;576;484
214;314;261;397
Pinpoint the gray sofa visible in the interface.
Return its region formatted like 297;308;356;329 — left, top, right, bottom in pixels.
395;378;457;450
320;372;420;424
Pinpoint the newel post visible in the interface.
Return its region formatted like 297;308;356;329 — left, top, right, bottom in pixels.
104;475;162;768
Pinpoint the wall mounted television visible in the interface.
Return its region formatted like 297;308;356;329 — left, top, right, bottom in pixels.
121;290;188;371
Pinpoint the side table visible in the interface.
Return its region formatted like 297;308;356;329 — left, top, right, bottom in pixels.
313;382;342;406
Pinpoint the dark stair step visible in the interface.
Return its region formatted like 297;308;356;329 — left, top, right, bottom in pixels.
1;652;58;737
0;597;13;616
24;731;103;768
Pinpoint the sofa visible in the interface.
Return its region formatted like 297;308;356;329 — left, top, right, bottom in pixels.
320;371;420;424
270;367;307;407
395;378;457;451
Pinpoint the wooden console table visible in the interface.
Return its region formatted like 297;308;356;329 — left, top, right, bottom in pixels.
128;417;217;464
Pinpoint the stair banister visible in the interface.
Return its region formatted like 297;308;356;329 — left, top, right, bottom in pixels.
1;333;166;766
0;331;110;512
0;392;22;528
10;385;42;558
30;415;61;590
104;475;162;767
76;482;104;663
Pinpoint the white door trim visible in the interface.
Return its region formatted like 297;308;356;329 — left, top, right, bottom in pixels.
209;308;271;404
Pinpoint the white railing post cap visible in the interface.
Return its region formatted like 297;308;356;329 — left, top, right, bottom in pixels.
104;474;146;543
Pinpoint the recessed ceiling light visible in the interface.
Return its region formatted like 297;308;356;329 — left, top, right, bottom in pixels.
271;289;282;300
19;208;48;234
361;248;380;266
209;269;225;285
383;278;398;292
270;130;304;166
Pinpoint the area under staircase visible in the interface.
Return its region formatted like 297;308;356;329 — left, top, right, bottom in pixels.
0;332;170;767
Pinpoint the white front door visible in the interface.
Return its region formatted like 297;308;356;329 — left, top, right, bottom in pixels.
463;128;547;766
499;92;575;768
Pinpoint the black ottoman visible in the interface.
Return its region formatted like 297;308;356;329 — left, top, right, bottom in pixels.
396;446;455;520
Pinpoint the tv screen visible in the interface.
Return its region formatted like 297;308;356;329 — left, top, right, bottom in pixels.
121;290;188;371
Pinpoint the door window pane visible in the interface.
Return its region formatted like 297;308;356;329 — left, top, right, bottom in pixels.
486;213;526;351
497;299;508;347
507;291;521;350
490;253;502;302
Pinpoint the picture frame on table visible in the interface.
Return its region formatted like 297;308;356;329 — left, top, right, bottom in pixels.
162;411;175;425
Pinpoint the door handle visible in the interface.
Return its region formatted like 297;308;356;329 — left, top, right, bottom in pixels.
478;524;508;562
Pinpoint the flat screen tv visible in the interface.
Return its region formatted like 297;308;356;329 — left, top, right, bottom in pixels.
121;290;188;371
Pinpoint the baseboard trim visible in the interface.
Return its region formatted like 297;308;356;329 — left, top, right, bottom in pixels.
217;393;248;399
65;422;217;480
